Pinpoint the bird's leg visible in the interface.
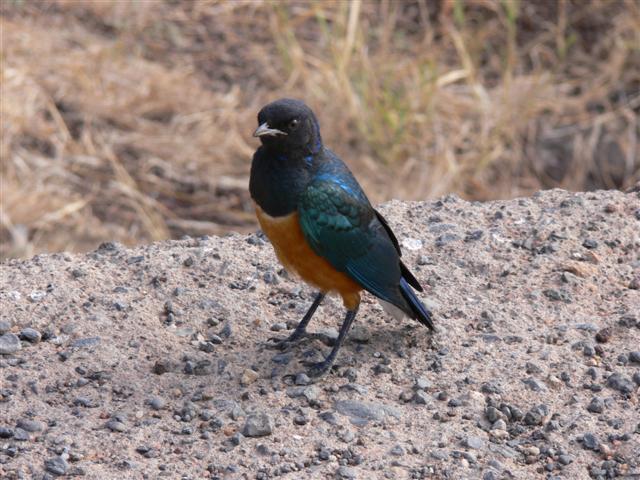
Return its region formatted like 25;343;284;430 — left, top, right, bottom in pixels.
267;292;325;350
304;305;358;378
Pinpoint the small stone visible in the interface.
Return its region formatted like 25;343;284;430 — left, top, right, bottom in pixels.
149;396;166;411
595;328;611;343
582;239;598;249
19;328;41;344
45;456;69;476
336;466;357;479
16;418;45;432
0;333;21;355
106;420;126;432
415;377;432;390
349;326;370;343
607;373;635;394
413;390;429;405
240;368;259;386
0;427;14;438
465;436;485;450
628;351;640;363
242;413;273;437
390;444;405;456
295;373;311;386
0;320;11;334
339;430;355;443
524;404;548;426
633;371;640;386
492;419;507;431
587;397;604;414
582;433;599;450
28;290;46;302
558;455;573;465
270;323;287;332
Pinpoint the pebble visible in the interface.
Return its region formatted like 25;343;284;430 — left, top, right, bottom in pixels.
242;413;273;437
336;466;357;479
270;322;287;332
334;400;400;424
0;320;11;334
465;436;485;450
558;455;573;465
240;368;259;386
595;328;611;343
295;373;311;386
0;333;21;355
17;418;45;432
349;326;370;343
149;396;166;410
582;433;599;450
390;444;405;456
19;328;41;343
587;397;604;414
414;390;429;405
524;404;548;426
606;373;635;394
106;420;126;432
0;427;14;438
629;351;640;363
45;456;69;476
415;377;432;390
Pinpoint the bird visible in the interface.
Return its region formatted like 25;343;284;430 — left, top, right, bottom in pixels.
250;98;434;377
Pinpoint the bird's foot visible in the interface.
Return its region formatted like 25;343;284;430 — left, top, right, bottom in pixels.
265;332;306;351
302;358;335;378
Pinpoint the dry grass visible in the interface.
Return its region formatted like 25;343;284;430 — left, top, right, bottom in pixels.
1;0;639;259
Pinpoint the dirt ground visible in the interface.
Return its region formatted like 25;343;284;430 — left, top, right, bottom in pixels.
1;188;639;480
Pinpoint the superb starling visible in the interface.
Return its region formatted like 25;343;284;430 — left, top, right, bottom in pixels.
250;98;433;377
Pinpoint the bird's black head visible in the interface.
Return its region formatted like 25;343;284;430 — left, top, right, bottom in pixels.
253;98;322;154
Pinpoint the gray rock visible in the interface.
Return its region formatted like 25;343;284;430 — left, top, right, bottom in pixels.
628;351;640;363
633;371;640;386
390;444;405;456
607;373;635;394
295;373;311;386
19;327;41;343
465;436;485;449
334;400;400;424
13;428;30;441
587;397;604;414
336;466;357;479
16;418;45;432
270;322;287;332
522;377;546;392
149;396;166;410
0;427;13;438
582;433;599;450
349;326;370;343
106;419;126;432
242;413;273;437
414;390;429;405
0;333;21;355
558;454;573;465
524;404;548;426
415;377;432;390
0;320;11;334
45;456;69;476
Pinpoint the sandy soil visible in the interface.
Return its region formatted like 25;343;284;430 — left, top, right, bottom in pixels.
1;188;639;480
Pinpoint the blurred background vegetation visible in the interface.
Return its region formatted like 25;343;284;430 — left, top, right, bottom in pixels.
1;0;639;259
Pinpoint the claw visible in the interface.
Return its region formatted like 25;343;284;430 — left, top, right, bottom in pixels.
265;336;292;351
302;359;334;378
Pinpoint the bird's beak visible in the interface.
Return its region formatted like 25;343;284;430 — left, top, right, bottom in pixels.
253;122;287;138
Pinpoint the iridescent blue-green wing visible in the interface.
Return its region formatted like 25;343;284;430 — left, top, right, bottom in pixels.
298;180;406;307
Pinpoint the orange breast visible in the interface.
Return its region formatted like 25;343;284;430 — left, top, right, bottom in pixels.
255;203;361;310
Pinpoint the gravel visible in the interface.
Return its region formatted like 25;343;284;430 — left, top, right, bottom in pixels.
1;189;639;479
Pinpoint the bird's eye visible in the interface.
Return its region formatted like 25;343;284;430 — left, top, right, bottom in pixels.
288;118;299;130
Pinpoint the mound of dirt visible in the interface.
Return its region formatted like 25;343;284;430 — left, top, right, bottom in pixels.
1;189;639;479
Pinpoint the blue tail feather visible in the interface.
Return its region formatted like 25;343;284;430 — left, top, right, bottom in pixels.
399;278;434;330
